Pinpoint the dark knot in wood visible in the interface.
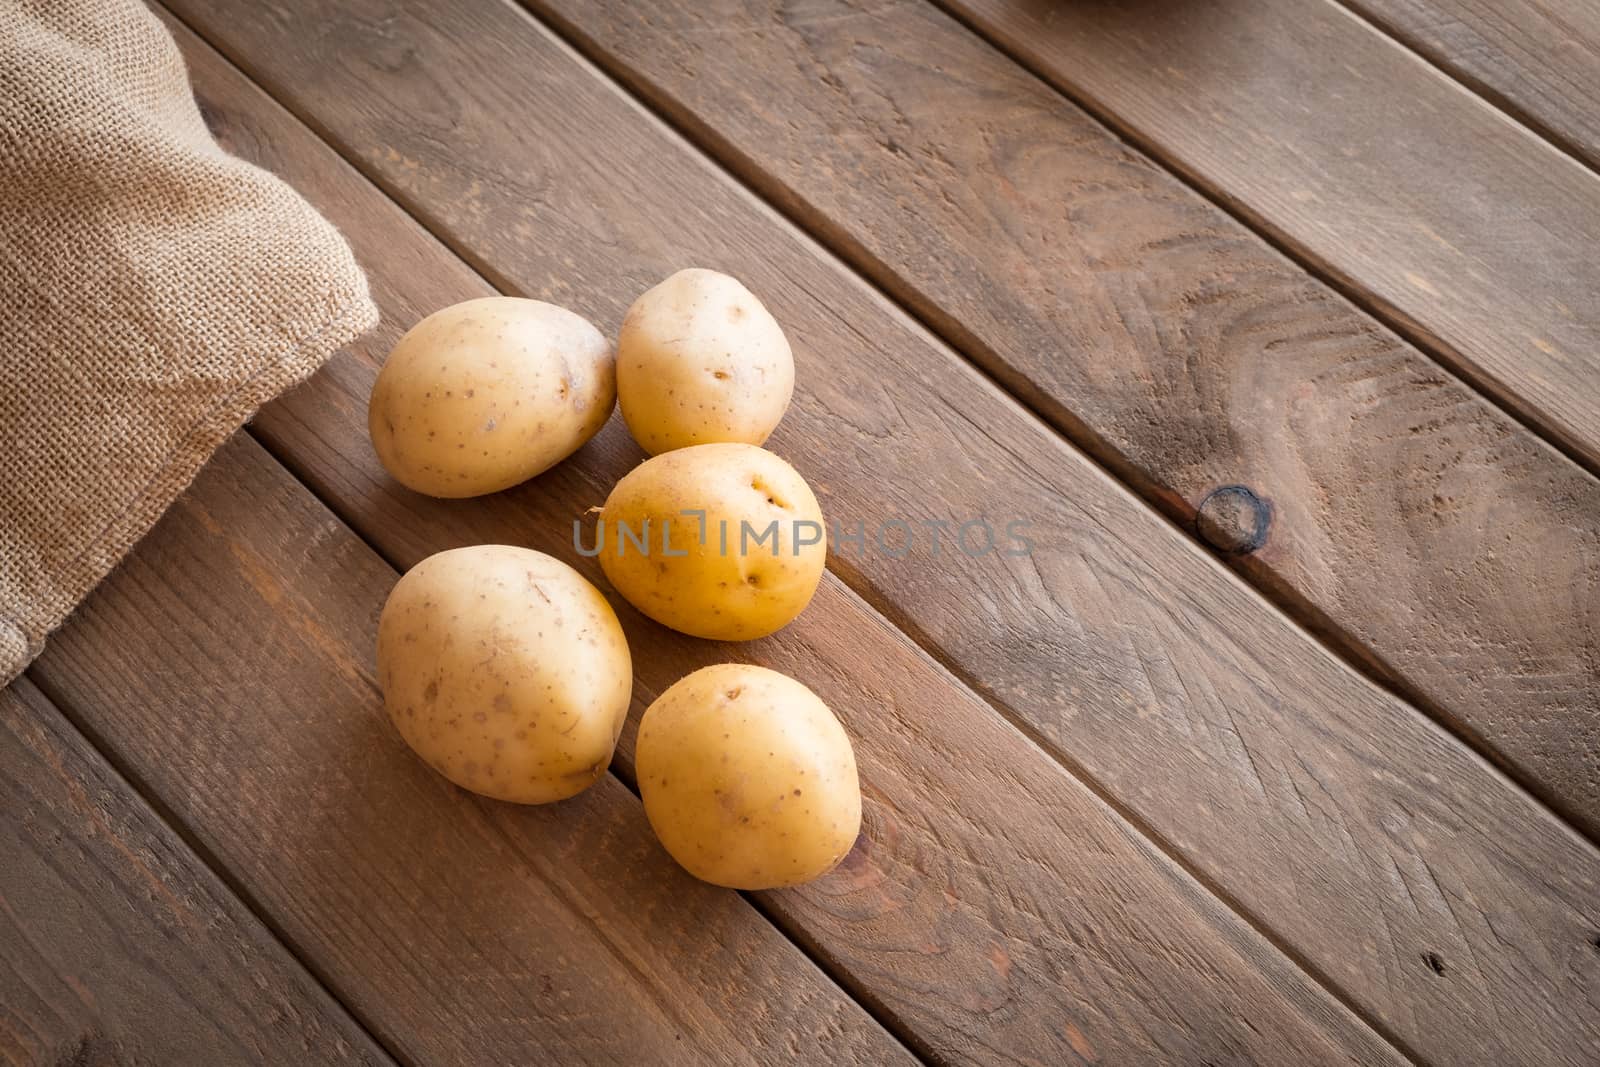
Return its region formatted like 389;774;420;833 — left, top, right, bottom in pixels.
1195;485;1271;555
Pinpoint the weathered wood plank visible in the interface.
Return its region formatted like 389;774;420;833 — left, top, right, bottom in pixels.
1345;0;1600;168
30;435;916;1067
161;2;1600;1064
0;676;392;1067
935;0;1600;473
521;0;1600;835
33;432;1408;1065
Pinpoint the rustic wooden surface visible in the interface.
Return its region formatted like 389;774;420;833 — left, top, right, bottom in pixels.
114;21;1413;1065
518;0;1600;840
31;435;915;1067
157;2;1600;1064
1343;0;1600;168
0;678;391;1067
941;0;1600;478
6;0;1599;1063
31;427;1414;1065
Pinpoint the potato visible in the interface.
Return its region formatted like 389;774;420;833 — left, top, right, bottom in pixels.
617;268;794;454
369;297;615;498
597;443;826;640
376;545;632;804
636;664;861;889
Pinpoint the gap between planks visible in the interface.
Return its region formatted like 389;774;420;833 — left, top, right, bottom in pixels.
1328;0;1600;180
511;0;1600;848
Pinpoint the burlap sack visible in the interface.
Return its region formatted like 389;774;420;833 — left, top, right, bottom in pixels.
1;0;377;682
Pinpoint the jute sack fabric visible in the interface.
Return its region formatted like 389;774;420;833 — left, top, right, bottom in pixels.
0;0;377;682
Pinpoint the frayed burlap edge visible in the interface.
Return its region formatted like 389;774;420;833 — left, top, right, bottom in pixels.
1;288;377;685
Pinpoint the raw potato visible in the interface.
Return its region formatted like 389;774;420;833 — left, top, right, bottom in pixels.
598;443;826;640
617;268;794;454
637;664;861;889
376;545;632;804
369;297;615;498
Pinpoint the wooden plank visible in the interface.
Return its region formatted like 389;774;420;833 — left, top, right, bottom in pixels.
0;676;391;1067
160;2;1600;1064
30;435;916;1067
1344;0;1600;168
32;435;1406;1067
518;0;1600;841
932;0;1600;476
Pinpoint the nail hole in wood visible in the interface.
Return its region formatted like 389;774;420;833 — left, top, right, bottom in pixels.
1424;951;1446;976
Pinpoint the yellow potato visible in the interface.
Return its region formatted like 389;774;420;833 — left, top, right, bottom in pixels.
376;545;632;804
596;443;826;640
637;664;861;889
617;268;794;454
369;297;614;497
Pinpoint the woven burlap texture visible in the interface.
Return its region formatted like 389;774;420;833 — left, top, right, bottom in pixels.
0;0;377;683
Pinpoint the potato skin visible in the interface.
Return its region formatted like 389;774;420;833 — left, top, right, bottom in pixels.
376;545;632;804
637;664;861;889
617;269;794;455
369;297;615;498
598;443;826;641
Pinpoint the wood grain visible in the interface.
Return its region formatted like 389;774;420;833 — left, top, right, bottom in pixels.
29;435;915;1067
160;2;1600;1063
1344;0;1600;168
936;0;1600;473
520;0;1600;837
34;430;1411;1066
0;676;391;1067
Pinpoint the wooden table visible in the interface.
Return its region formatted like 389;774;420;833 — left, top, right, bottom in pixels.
7;1;1599;1064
